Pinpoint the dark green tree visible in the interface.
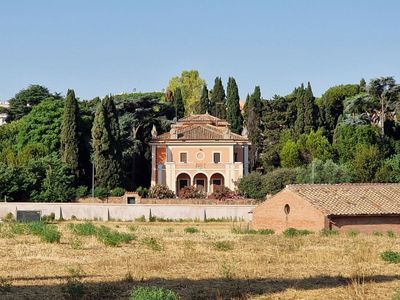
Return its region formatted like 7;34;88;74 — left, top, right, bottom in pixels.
8;85;60;121
210;77;226;119
226;77;243;134
92;96;122;190
173;88;185;119
60;89;79;176
294;83;318;135
246;86;263;171
198;84;210;114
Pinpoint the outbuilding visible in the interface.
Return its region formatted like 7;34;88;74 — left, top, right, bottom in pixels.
252;184;400;234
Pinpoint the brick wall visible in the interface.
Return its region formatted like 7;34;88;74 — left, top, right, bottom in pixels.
252;189;326;232
330;215;400;234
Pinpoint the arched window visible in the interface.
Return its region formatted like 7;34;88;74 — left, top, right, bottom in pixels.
284;204;290;215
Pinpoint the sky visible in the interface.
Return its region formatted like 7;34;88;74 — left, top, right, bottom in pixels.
1;0;400;101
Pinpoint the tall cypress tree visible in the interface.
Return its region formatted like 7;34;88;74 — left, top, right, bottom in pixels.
226;77;243;134
294;82;317;135
173;88;185;119
246;86;263;171
60;89;79;176
199;84;210;114
92;96;122;190
210;77;226;119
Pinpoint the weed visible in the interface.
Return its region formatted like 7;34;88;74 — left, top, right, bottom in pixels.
347;230;359;237
128;225;138;232
70;237;82;250
213;241;234;251
283;228;313;237
62;267;86;300
129;286;178;300
142;237;163;251
135;215;146;222
258;229;275;235
96;225;135;247
219;260;235;280
164;227;174;233
184;226;199;234
231;225;257;235
387;230;396;238
68;222;97;236
392;288;400;300
373;231;383;236
26;222;60;243
381;251;400;264
320;229;339;236
0;277;12;293
2;213;14;223
41;213;55;223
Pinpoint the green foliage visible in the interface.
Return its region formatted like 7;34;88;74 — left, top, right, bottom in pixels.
320;229;339;236
142;237;163;251
351;144;382;182
68;222;98;236
94;187;109;199
60;89;80;176
380;251;400;264
173;88;185;119
198;84;210;114
167;70;205;114
237;172;266;199
297;159;351;184
62;267;86;300
96;225;135;247
41;213;55;223
210;77;226;119
3;213;15;223
75;186;89;199
387;230;396;238
149;185;175;199
283;228;313;237
226;77;243;134
17;98;64;153
304;129;333;162
246;86;263;170
129;286;178;300
136;186;149;198
280;140;301;168
26;222;61;243
263;168;298;195
258;229;275;235
294;83;318;135
213;240;234;251
184;227;199;234
110;187;125;197
347;230;359;237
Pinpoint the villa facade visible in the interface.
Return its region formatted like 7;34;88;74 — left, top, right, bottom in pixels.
150;114;250;195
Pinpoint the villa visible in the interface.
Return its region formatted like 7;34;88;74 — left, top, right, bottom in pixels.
150;114;250;196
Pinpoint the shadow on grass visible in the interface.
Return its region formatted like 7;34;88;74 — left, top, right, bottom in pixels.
2;274;400;299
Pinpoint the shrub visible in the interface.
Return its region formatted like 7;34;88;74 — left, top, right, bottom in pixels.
75;186;89;199
213;241;234;251
320;229;339;236
128;225;138;232
283;228;313;237
209;186;235;200
237;172;266;200
149;185;175;199
26;222;61;243
135;215;146;222
62;267;86;300
184;227;199;234
258;229;275;235
110;187;125;197
373;231;383;236
387;230;396;238
263;168;298;195
381;251;400;264
142;237;163;251
41;213;55;223
94;187;109;199
69;222;97;236
231;226;257;235
3;213;14;223
347;230;359;237
179;186;204;199
136;187;149;198
129;286;178;300
95;225;135;247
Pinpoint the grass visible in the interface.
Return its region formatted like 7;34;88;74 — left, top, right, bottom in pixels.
129;286;178;300
184;226;199;234
283;227;313;237
0;221;399;299
381;251;400;264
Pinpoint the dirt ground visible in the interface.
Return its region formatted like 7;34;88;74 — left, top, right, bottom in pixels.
0;221;399;299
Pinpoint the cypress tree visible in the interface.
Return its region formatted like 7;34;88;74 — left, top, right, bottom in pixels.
210;77;226;119
303;81;318;133
199;84;210;114
246;86;263;171
92;96;122;190
60;89;79;176
226;77;243;134
173;88;185;119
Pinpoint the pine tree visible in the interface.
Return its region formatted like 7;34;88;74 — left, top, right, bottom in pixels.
60;89;79;176
92;96;122;190
210;77;226;119
173;88;185;119
199;84;210;114
226;77;243;134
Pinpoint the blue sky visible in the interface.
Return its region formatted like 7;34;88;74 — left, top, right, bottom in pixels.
1;0;399;101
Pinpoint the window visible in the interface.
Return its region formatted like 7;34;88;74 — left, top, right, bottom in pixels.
213;152;221;163
234;152;238;162
284;204;290;215
196;179;205;191
180;152;187;163
212;179;221;186
179;179;188;190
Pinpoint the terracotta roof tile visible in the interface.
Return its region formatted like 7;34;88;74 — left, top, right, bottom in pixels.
286;184;400;216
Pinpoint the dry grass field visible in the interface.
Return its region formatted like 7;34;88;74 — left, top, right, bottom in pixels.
0;220;399;299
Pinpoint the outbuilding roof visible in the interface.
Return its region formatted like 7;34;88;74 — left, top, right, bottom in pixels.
285;184;400;216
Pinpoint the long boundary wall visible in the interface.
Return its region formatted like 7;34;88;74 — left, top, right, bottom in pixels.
0;203;256;221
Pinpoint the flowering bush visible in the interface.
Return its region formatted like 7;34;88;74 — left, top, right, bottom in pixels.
149;185;175;199
180;186;205;199
209;186;236;200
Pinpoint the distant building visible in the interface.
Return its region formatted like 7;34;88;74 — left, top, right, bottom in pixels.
0;102;9;126
150;114;250;196
252;184;400;234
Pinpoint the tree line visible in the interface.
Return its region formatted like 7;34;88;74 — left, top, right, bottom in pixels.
1;72;400;201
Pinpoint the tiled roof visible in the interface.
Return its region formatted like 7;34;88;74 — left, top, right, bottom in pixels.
286;184;400;216
179;114;223;123
153;124;247;141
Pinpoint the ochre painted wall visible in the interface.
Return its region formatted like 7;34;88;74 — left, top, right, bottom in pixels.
170;146;232;164
252;189;326;232
156;146;166;164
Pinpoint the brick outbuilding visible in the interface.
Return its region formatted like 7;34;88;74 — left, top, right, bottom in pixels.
252;184;400;234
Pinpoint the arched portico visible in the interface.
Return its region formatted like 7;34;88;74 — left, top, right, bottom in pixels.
210;173;225;193
193;172;208;193
176;172;191;196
